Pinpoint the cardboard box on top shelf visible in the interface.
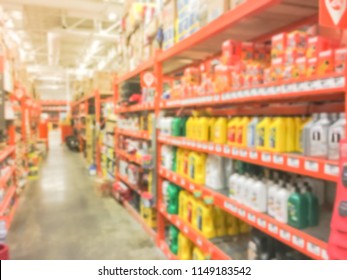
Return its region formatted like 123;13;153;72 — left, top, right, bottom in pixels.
205;0;229;25
230;0;246;9
92;71;114;94
162;0;177;50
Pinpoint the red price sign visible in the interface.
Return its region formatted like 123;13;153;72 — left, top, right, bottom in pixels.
320;0;347;29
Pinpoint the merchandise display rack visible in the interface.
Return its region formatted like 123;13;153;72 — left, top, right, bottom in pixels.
110;0;343;260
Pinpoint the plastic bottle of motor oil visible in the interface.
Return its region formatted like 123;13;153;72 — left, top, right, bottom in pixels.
247;117;259;148
181;149;190;178
148;113;153;135
164;117;173;135
213;117;227;144
274;183;290;223
256;117;272;151
176;148;184;176
226;215;240;236
328;113;346;160
172;147;177;171
296;116;310;153
167;183;181;214
188;152;206;185
162;180;170;207
302;113;319;155
227;117;240;145
308;113;331;158
303;184;319;226
169;225;179;254
250;176;268;213
238;219;251;234
248;229;275;260
244;174;256;207
195;198;216;239
178;233;193;260
171;117;182;136
186;194;197;226
205;154;225;190
268;177;280;217
287;184;309;229
161;145;173;170
192;247;207;260
214;207;227;237
178;190;189;221
285;117;296;152
228;172;241;200
186;116;195;139
208;117;216;142
269;117;287;152
197;116;210;142
237;117;251;147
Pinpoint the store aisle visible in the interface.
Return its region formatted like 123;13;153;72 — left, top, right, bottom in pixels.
7;130;164;260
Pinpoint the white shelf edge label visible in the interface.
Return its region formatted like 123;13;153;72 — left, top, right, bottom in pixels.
238;208;246;217
232;147;239;156
247;213;256;223
224;201;238;213
321;249;329;260
261;152;271;163
189;183;195;191
292;235;305;248
249;151;258;160
196;238;203;246
223;145;230;154
215;145;222;153
257;218;266;228
279;229;291;241
324;164;339;177
287;157;299;168
268;223;278;234
240;149;248;158
307;242;321;257
273;154;284;165
304;160;319;172
183;226;189;234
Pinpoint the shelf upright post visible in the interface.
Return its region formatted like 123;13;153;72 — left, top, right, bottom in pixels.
114;77;119;179
95;89;102;176
154;51;165;246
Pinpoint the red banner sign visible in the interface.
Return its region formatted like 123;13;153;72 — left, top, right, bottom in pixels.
320;0;347;29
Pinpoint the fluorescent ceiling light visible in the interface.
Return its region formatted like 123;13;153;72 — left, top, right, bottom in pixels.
108;12;117;21
12;10;23;21
5;19;14;28
23;42;32;50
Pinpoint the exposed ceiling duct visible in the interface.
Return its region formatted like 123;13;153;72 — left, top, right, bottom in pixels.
47;31;60;66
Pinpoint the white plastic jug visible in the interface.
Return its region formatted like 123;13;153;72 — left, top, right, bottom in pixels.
274;184;290;223
205;154;225;190
309;113;331;158
250;178;268;213
328;113;346;160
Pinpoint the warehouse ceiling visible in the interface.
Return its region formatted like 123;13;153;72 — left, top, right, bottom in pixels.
0;0;127;99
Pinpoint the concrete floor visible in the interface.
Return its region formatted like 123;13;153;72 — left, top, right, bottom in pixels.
7;130;164;260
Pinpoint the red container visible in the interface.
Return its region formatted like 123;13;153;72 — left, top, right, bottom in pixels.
317;49;334;76
306;36;331;59
0;243;9;260
334;48;347;74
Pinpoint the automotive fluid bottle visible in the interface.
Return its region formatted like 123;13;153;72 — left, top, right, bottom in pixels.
251;176;268;212
197;116;210;141
176;148;184;176
181;149;190;178
238;173;250;205
178;233;193;260
172;147;177;171
171;117;182;136
205;154;225;190
238;219;251;234
237;117;251;147
303;184;319;226
213;117;228;144
181;116;189;137
227;117;240;145
162;180;170;207
274;183;290;223
244;175;256;207
214;207;227;237
186;116;195;139
208;117;216;142
228;172;240;200
247;117;259;148
186;194;197;226
167;183;181;214
309;113;331;158
256;117;272;151
192;247;207;260
226;214;240;236
269;117;287;152
288;185;309;229
302;114;318;155
148;113;153;135
161;145;173;169
178;190;189;221
285;117;296;152
328;113;346;160
169;225;179;254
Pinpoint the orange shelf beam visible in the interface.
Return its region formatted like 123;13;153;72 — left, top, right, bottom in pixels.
115;102;155;113
0;146;15;162
0;186;16;217
159;204;231;260
0;166;16;188
117;58;155;84
116;172;143;196
159;167;328;260
117;129;150;140
116;149;143;166
158;135;339;182
158;240;179;260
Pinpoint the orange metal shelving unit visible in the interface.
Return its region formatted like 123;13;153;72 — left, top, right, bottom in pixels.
110;0;345;260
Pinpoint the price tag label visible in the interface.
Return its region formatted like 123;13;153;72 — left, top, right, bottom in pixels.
196;238;203;246
159;169;163;175
287;157;299;168
224;201;238;213
279;229;291;241
268;223;278;234
180;178;186;186
292;235;305;248
321;249;329;260
257;218;266;228
209;144;214;152
304;160;319;172
249;151;258;160
324;164;339;177
238;208;246;217
273;155;284;165
232;147;239;156
240;149;248;158
223;145;230;154
215;145;222;153
189;183;195;191
183;226;189;234
261;152;271;163
173;175;177;181
213;95;220;102
247;213;256;222
192;141;196;148
176;220;181;227
202;144;208;150
307;242;321;257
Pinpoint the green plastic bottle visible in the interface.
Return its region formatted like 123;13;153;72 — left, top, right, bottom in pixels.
172;117;182;136
181;117;189;137
169;225;179;254
303;184;319;227
172;147;177;172
167;183;181;214
288;185;308;229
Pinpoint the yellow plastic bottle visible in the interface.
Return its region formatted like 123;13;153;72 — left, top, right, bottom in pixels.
269;117;287;152
148;113;153;135
181;149;190;178
188;152;206;185
285;117;296;152
195;199;216;239
256;117;272;151
237;117;250;147
208;117;216;142
238;219;251;234
297;117;311;153
185;194;197;225
186;117;195;139
176;148;184;176
178;190;189;220
192;247;207;260
227;117;240;145
226;215;240;236
197;117;210;142
214;207;227;237
213;117;227;144
178;233;193;260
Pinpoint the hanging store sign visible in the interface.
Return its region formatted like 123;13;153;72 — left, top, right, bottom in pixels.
320;0;347;29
